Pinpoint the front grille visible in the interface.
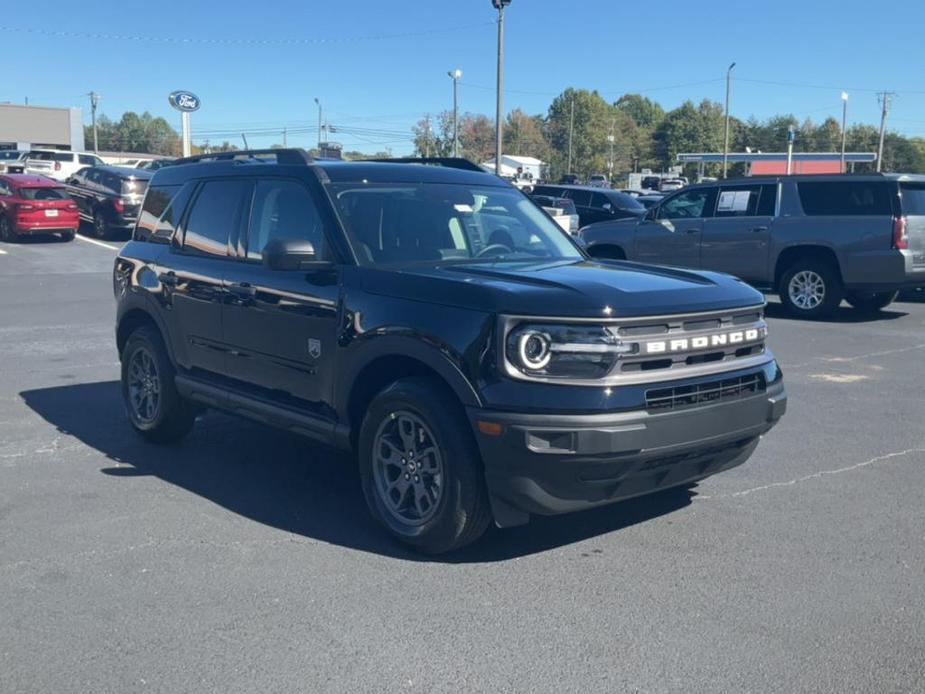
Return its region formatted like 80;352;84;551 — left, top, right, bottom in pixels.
645;372;766;413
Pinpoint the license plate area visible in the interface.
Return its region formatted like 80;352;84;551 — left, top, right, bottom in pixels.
45;209;59;217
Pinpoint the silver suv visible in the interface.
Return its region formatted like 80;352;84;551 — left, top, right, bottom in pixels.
580;174;925;318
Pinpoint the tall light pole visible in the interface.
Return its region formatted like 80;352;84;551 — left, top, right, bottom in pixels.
314;97;323;149
87;92;100;152
492;0;511;175
567;95;575;174
840;91;849;173
722;62;735;179
448;69;462;157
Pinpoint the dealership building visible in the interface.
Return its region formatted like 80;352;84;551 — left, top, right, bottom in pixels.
0;103;85;151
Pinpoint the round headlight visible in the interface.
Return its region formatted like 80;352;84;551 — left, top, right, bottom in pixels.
517;330;552;370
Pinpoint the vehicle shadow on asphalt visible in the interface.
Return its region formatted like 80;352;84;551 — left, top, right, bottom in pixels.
763;301;909;323
20;380;694;563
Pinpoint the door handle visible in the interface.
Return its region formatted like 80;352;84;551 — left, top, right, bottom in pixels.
684;228;700;234
159;272;178;287
751;226;769;232
228;282;257;298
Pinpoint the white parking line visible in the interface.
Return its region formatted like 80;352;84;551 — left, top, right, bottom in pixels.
75;235;120;251
0;248;7;254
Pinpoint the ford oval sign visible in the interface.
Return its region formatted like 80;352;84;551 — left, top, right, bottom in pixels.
168;91;201;113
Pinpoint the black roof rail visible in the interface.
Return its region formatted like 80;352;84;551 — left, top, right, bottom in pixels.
174;148;313;166
368;157;485;173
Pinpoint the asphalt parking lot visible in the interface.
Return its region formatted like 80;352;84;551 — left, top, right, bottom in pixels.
1;233;924;694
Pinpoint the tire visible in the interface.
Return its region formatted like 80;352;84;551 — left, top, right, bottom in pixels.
60;230;75;242
846;290;898;312
120;325;196;443
358;378;492;554
0;215;17;243
778;259;843;319
93;210;110;239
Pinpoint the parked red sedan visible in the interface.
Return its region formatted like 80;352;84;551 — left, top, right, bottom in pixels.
0;174;79;242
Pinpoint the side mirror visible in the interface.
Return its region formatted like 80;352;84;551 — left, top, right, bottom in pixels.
602;202;612;211
644;208;656;221
262;238;334;272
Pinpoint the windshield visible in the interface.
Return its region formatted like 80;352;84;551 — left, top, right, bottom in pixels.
0;151;23;160
327;182;583;266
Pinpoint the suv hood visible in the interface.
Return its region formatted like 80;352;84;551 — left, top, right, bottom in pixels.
358;259;763;318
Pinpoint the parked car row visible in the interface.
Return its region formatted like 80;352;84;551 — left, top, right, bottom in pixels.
579;174;925;318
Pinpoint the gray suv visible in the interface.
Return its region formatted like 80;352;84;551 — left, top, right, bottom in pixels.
580;174;925;318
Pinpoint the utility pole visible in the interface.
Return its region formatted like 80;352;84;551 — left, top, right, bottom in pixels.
786;126;795;174
840;92;849;172
87;92;100;152
314;97;323;149
722;62;735;178
283;127;288;148
492;0;511;175
876;91;895;172
448;69;462;157
608;116;616;182
567;95;575;174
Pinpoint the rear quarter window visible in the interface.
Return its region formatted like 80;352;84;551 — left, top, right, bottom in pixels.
798;181;892;216
899;184;925;216
134;183;188;244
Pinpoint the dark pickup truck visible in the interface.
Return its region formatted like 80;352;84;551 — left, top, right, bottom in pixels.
114;150;787;552
580;174;925;318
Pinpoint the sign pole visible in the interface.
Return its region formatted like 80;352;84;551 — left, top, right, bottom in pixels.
181;111;191;157
786;127;795;175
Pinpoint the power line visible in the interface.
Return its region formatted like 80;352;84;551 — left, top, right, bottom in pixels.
0;22;493;46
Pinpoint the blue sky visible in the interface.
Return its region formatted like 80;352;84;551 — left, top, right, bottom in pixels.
4;0;925;154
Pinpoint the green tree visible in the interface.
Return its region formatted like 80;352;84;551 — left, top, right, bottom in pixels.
505;109;550;161
546;88;632;180
615;94;665;129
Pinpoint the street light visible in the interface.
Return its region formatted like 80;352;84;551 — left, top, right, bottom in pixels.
840;91;849;173
722;62;735;179
448;69;462;157
492;0;511;176
87;92;100;152
314;97;323;149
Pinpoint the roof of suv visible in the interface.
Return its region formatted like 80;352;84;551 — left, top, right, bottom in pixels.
90;165;153;179
150;150;506;188
682;173;925;189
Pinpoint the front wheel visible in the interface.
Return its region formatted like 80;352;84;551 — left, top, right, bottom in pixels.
121;325;197;443
358;378;492;554
779;260;843;319
846;290;898;313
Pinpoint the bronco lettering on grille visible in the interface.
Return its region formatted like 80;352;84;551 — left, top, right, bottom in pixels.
645;328;761;355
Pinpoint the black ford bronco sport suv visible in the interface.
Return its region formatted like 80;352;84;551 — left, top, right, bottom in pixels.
114;150;787;553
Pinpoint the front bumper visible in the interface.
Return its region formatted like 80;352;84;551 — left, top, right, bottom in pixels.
468;378;786;527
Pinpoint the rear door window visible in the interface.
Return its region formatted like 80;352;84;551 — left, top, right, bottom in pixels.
565;189;592;207
798;181;892;216
715;185;762;217
181;180;250;258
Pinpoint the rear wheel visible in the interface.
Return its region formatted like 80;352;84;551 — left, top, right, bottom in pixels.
60;230;75;242
0;215;16;243
121;325;196;443
93;210;110;239
779;260;843;319
846;290;898;313
358;378;492;554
